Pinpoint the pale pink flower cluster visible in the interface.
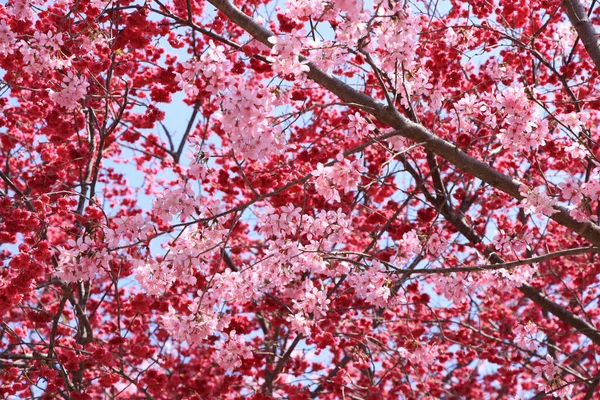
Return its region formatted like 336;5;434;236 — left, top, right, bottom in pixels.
286;312;312;335
284;0;325;19
145;198;367;343
533;355;572;398
564;141;588;160
311;153;366;202
218;86;286;160
518;185;558;217
89;0;112;9
162;303;218;346
259;204;303;239
292;281;331;318
432;265;503;303
293;250;332;276
135;227;227;295
55;237;111;282
557;110;591;134
497;263;537;288
444;27;459;47
347;112;376;139
432;273;470;303
558;179;581;203
213;330;253;371
407;343;439;366
493;229;532;256
533;354;559;382
7;0;34;20
31;30;64;51
152;184;200;223
495;84;549;153
333;0;364;14
336;15;368;48
513;322;538;351
298;208;352;246
396;342;440;367
371;5;420;73
0;20;17;56
154;268;247;345
426;232;448;257
560;175;600;222
569;204;592;223
347;260;391;307
387;135;409;153
135;259;175;296
186;141;210;181
207;268;253;304
267;34;310;78
175;59;201;97
187;161;209;182
581;179;600;204
402;68;444;110
49;71;89;110
175;41;233;97
454;93;495;135
18;30;71;74
398;229;421;258
104;214;155;248
307;39;347;72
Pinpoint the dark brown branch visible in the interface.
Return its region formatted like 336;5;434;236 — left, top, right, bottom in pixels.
563;0;600;74
310;354;351;398
263;335;303;395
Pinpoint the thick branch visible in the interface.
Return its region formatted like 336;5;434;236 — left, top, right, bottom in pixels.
563;0;600;74
206;0;600;248
521;283;600;346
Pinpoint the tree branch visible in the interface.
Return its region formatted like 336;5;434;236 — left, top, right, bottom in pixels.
206;0;600;249
563;0;600;74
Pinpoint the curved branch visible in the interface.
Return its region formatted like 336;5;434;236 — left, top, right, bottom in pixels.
206;0;600;249
563;0;600;74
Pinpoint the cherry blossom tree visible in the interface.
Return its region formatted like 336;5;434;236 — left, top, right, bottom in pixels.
3;0;600;398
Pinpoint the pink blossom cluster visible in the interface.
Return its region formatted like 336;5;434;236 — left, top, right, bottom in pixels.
311;153;366;203
493;229;532;256
218;86;287;160
0;20;16;56
267;34;310;78
533;355;572;398
513;322;538;351
175;41;234;97
347;112;376;140
48;71;89;110
7;0;35;21
152;184;201;223
347;260;392;308
558;169;600;222
55;237;111;282
371;5;420;73
213;330;253;371
518;185;558;217
162;303;219;347
397;229;421;259
136;227;228;295
284;0;326;20
495;84;549;153
426;232;448;257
